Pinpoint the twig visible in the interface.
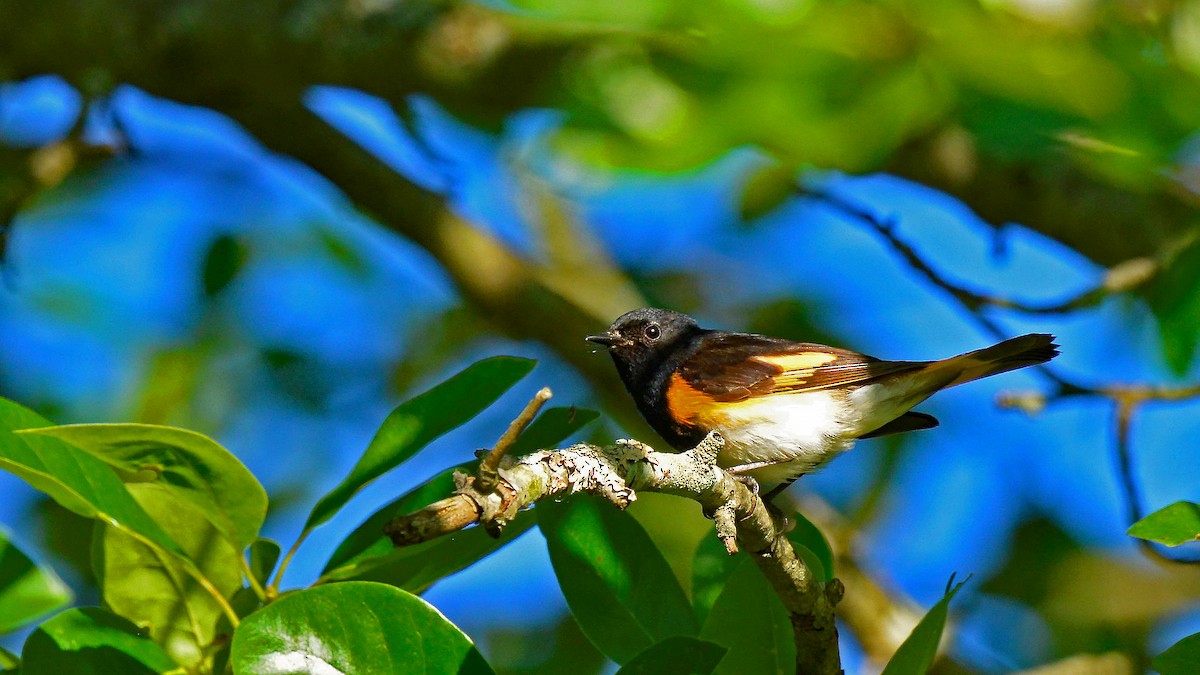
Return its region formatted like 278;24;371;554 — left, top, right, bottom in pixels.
800;186;1157;319
476;386;552;494
804;184;1200;566
384;431;844;675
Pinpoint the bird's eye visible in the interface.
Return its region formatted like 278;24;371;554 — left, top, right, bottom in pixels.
644;324;661;341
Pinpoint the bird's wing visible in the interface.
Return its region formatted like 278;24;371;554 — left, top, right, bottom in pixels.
675;332;924;402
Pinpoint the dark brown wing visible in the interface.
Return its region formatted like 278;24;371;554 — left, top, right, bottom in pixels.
676;332;924;402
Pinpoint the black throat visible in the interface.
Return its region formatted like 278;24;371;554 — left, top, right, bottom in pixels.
609;328;709;450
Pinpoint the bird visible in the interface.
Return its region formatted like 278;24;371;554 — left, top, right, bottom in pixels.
586;307;1059;498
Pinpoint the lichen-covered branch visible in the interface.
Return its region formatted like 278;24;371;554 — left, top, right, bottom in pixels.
385;432;844;675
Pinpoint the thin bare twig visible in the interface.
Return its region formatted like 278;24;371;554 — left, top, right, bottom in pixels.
476;386;552;494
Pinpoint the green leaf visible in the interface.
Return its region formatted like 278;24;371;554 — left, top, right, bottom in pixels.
21;607;176;675
0;526;72;634
0;398;183;558
94;483;242;672
248;538;281;587
691;533;741;625
539;495;698;664
304;356;535;533
231;581;492;674
882;575;970;675
1128;501;1200;547
615;636;726;675
201;234;247;297
22;423;267;550
787;510;834;583
506;406;599;456
1154;632;1200;675
322;405;595;577
699;558;794;675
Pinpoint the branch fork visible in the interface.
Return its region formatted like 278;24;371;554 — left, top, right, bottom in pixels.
384;390;844;674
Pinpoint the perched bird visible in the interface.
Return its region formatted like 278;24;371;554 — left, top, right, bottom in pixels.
587;308;1058;497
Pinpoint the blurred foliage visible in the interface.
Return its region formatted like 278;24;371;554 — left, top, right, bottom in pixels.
4;0;1200;672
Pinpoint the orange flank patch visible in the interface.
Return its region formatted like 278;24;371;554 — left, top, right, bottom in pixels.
665;372;720;425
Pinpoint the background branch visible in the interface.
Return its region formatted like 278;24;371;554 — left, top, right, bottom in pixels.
804;186;1200;567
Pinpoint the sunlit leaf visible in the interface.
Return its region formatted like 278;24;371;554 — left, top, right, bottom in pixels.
699;557;794;675
881;575;969;675
23;423;267;550
0;526;72;635
304;356;535;533
539;495;698;664
0;398;183;558
21;607;177;675
95;483;242;671
1154;632;1200;675
615;636;726;675
230;581;492;674
1129;501;1200;547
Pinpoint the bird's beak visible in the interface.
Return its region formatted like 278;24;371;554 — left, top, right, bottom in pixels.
586;332;623;348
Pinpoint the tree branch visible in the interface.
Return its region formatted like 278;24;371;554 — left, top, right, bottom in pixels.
385;431;844;675
804;185;1200;566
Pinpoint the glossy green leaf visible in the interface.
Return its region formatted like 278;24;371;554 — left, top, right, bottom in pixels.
539;495;698;664
95;483;242;671
21;607;176;675
881;575;969;675
322;404;595;577
230;581;492;674
699;557;794;675
691;533;741;625
1128;501;1200;547
615;636;726;675
1154;632;1200;675
787;510;834;583
248;538;281;587
23;423;267;550
0;526;72;634
304;356;535;533
0;398;183;558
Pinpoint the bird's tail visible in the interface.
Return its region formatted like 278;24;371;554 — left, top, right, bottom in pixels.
931;333;1059;389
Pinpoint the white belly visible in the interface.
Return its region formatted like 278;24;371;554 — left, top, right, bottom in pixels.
711;380;932;489
712;390;860;488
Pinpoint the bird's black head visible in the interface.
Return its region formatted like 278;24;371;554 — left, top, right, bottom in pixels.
586;308;701;386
